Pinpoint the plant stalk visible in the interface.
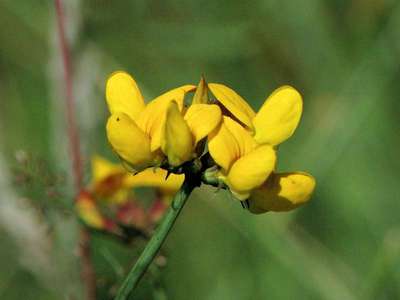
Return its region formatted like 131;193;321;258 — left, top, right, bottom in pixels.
114;178;196;300
54;1;96;299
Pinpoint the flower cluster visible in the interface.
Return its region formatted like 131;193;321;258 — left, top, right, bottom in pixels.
105;71;315;214
106;72;221;170
75;155;183;236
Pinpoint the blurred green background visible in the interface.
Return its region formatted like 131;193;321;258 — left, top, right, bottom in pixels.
1;0;399;299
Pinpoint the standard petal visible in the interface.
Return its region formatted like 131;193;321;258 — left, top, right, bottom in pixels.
184;104;222;144
208;83;255;129
226;145;276;200
223;116;257;158
124;168;184;194
138;85;196;151
106;71;145;120
248;172;315;213
208;120;240;171
106;112;154;171
162;101;194;166
253;86;303;146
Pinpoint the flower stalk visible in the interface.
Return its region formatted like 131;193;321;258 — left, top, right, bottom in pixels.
114;176;197;300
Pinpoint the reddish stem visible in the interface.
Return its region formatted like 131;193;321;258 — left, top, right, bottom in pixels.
54;1;96;299
54;0;83;190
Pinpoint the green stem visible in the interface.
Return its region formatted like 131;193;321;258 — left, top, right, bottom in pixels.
114;178;196;300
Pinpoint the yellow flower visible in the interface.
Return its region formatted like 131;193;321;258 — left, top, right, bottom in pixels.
106;71;221;170
76;155;185;229
91;155;184;203
208;83;315;207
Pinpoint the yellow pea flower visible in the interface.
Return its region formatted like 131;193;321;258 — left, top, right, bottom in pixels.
76;155;185;229
105;71;222;171
91;155;184;203
207;83;315;208
248;172;316;213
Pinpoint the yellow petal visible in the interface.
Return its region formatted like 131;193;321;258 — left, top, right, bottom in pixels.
248;172;315;213
138;85;196;151
184;104;222;144
192;77;209;104
208;116;257;172
208;120;240;171
91;155;124;184
223;116;257;158
162;101;193;166
208;83;255;129
106;71;145;120
124;168;184;194
253;86;303;145
106;112;154;171
226;145;276;200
